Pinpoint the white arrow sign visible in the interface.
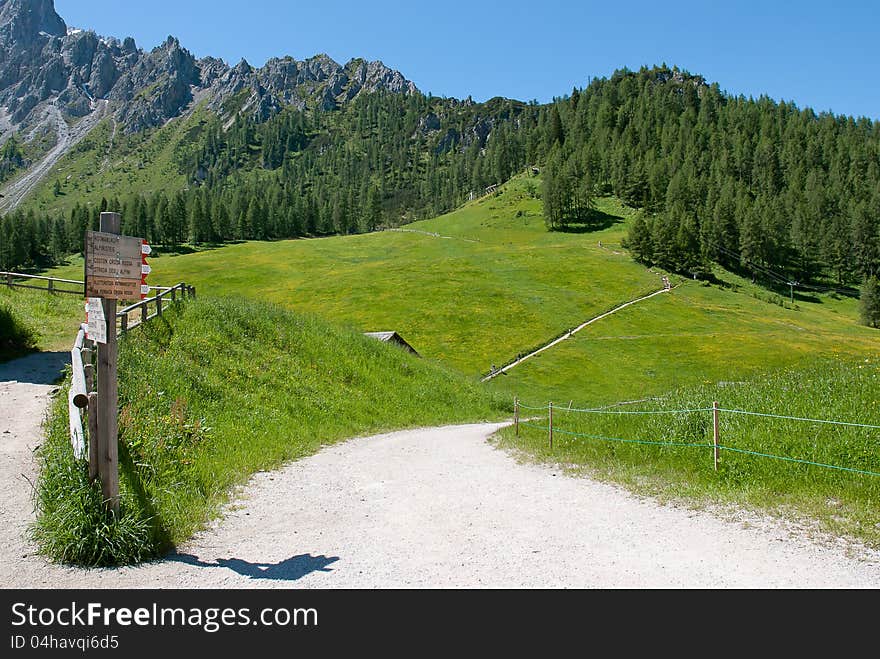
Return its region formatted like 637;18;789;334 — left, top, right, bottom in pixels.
141;243;152;255
141;264;152;275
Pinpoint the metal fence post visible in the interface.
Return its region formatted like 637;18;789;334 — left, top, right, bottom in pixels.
713;401;720;471
515;397;519;437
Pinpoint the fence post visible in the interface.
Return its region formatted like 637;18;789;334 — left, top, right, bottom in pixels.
97;211;120;514
514;397;519;436
48;279;54;294
549;402;554;450
713;401;720;472
6;272;11;287
141;301;147;326
120;312;128;333
171;286;177;303
157;293;163;317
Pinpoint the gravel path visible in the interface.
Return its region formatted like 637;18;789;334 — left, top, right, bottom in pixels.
2;372;879;588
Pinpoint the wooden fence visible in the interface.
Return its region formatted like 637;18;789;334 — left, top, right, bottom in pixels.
2;271;171;297
66;282;195;475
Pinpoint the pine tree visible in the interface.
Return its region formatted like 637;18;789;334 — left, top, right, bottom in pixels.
860;276;880;328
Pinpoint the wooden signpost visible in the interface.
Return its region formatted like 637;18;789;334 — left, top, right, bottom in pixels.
84;212;150;513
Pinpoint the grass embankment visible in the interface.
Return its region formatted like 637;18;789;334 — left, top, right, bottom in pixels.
497;359;880;547
32;296;509;566
0;299;37;361
0;287;83;361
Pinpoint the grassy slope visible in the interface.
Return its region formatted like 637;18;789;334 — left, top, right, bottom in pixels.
495;275;878;406
19;104;208;217
46;177;663;378
34;296;509;565
0;286;83;357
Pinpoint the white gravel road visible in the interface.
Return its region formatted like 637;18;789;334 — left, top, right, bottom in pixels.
2;353;879;588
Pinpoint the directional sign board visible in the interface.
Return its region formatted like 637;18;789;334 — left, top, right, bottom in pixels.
86;297;107;344
85;231;149;300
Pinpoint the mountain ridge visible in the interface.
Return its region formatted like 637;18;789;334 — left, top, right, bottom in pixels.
0;0;418;138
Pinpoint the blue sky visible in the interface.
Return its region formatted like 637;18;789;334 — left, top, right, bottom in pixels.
55;1;879;120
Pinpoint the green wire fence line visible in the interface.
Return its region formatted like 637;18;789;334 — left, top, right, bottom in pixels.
716;445;880;478
518;400;880;429
516;412;880;478
562;407;712;415
520;422;713;450
717;408;880;431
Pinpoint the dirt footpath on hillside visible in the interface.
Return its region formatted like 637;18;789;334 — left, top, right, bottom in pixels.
2;365;879;588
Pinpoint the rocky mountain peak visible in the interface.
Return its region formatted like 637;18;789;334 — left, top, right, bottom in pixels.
0;0;66;43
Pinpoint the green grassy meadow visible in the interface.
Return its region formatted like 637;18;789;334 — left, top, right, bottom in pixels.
43;174;880;405
492;275;879;405
42;179;668;378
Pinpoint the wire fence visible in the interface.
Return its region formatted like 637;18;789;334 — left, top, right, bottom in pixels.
513;399;880;478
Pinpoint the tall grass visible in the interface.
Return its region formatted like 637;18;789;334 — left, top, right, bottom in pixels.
0;298;38;360
30;383;158;566
498;359;880;547
33;296;509;565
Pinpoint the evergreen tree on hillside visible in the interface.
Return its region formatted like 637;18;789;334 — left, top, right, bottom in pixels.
860;276;880;328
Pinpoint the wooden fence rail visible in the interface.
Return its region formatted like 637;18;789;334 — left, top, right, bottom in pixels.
1;271;172;297
117;283;195;334
65;282;195;477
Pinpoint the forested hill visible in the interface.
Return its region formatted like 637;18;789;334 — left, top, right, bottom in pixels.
3;64;879;296
540;68;880;289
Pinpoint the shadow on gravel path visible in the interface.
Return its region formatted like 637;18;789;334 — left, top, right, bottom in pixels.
170;553;340;581
0;351;68;386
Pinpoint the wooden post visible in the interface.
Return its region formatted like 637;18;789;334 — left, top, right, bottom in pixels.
120;312;128;333
514;397;519;436
141;301;147;325
171;286;177;303
97;211;120;514
549;402;554;450
48;279;54;294
6;272;11;287
87;393;99;482
713;400;720;472
156;293;163;317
